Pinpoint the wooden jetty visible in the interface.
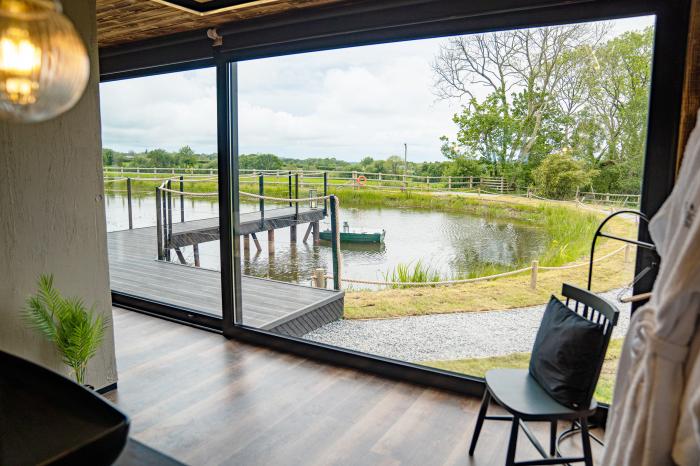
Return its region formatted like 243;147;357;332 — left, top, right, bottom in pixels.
108;204;343;336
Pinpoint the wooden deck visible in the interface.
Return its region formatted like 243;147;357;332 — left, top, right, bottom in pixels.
167;206;325;247
108;218;343;335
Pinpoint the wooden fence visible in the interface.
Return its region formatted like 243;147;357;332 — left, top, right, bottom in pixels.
104;167;510;193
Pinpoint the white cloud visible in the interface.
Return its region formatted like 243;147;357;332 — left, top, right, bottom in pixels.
100;15;655;161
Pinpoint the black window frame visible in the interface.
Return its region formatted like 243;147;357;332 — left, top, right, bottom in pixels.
104;0;691;408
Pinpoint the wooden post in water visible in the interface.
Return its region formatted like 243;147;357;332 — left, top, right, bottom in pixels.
251;232;262;252
312;268;327;288
290;225;297;243
330;196;340;290
312;221;320;245
268;229;275;255
303;223;313;243
193;243;200;267
530;260;539;289
126;177;133;230
179;175;185;223
243;234;250;255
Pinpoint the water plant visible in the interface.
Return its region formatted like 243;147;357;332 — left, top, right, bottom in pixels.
23;274;107;386
383;260;442;288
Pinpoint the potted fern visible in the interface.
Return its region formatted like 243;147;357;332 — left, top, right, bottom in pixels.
23;274;107;387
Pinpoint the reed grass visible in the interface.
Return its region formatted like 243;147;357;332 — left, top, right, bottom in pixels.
382;261;442;288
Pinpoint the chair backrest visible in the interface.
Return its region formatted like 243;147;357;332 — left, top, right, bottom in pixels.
561;283;620;405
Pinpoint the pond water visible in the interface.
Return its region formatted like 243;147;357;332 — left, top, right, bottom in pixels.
105;194;549;287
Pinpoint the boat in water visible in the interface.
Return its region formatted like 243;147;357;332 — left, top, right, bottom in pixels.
319;221;386;244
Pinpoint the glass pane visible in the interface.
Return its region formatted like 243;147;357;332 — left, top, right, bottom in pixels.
101;68;223;318
234;15;655;403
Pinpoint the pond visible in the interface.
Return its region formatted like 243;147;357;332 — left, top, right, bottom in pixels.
105;194;549;288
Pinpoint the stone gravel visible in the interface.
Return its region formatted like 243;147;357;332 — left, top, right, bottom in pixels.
303;289;632;362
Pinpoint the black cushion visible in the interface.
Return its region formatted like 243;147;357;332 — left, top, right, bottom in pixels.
529;296;605;409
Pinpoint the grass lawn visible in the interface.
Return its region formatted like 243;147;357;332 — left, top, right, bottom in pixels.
422;338;622;404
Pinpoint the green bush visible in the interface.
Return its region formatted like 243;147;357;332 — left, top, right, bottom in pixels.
533;152;594;199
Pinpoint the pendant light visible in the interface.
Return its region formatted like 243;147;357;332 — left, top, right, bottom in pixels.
0;0;89;123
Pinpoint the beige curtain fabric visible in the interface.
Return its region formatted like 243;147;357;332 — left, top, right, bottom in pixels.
602;110;700;466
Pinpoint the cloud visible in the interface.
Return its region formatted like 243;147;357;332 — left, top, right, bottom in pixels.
100;15;655;162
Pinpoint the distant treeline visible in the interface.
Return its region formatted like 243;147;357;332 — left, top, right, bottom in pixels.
102;148;466;179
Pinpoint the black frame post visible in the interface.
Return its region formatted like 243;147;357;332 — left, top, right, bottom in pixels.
295;173;299;216
259;174;265;222
217;60;243;331
126;177;133;230
288;170;293;207
179;175;185;223
155;187;163;260
323;172;328;216
330;195;340;290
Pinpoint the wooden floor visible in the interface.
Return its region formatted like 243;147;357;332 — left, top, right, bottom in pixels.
106;309;605;466
108;220;343;333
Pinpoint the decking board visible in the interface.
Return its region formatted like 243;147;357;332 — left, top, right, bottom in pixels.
107;217;343;333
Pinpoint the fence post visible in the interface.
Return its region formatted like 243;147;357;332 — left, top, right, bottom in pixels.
259;174;265;223
179;175;185;223
352;171;357;190
312;268;327;289
323;172;328;216
575;186;580;202
288;171;293;207
330;196;340;290
378;172;382;181
126;178;133;230
295;173;299;216
166;179;172;261
155;187;163;260
448;176;452;190
469;176;473;189
530;260;538;289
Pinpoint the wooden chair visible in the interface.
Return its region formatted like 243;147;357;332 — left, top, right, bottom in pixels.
468;283;620;466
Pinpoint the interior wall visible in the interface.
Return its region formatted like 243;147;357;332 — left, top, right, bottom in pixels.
0;0;117;389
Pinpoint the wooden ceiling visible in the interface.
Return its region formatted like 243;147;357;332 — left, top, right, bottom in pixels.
96;0;347;48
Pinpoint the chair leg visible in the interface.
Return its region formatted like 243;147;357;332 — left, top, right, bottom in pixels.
549;420;557;456
580;417;594;466
468;390;491;456
505;416;519;466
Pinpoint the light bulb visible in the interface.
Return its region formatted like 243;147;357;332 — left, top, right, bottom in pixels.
0;0;89;123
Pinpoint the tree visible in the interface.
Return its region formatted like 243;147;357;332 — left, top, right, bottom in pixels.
239;153;282;170
580;28;653;192
433;24;607;162
533;152;595;199
177;145;198;167
383;155;404;174
146;148;171;167
102;148;115;166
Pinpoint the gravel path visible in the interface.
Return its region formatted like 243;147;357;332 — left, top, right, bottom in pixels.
304;289;632;362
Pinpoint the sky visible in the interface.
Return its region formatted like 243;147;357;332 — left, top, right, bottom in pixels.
99;15;654;162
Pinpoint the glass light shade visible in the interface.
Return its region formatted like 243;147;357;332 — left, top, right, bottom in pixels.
0;0;89;123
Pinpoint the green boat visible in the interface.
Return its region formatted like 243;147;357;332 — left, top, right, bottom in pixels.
319;222;386;244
